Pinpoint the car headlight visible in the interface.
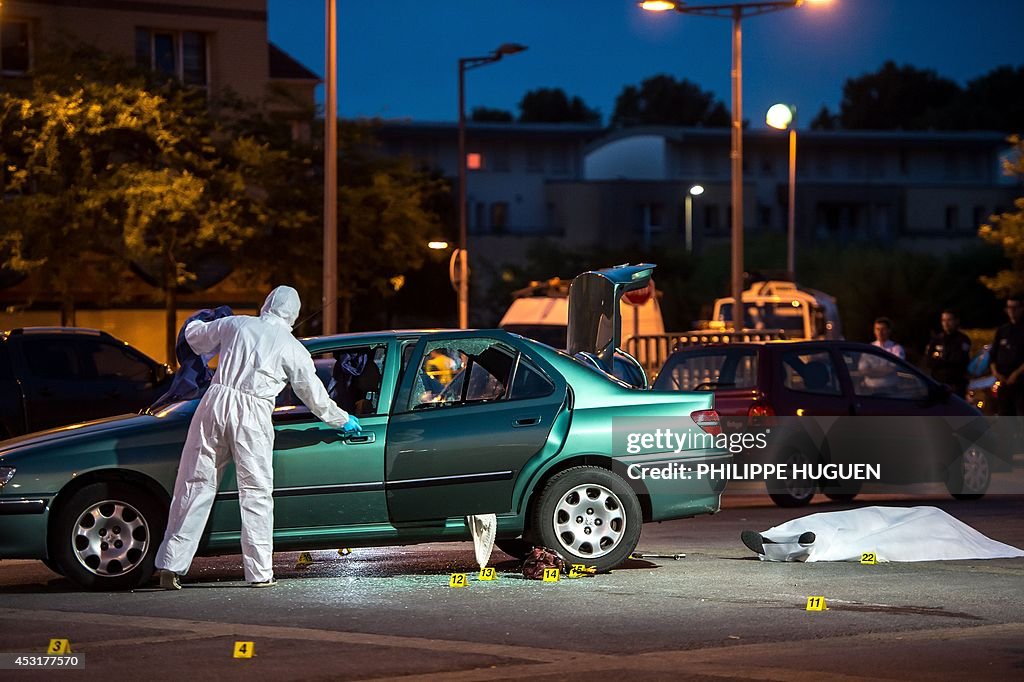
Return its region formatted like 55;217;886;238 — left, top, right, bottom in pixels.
0;466;15;489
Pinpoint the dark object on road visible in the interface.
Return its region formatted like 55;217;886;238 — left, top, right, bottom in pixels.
0;327;172;438
521;546;566;579
654;340;998;507
629;551;686;560
741;530;815;555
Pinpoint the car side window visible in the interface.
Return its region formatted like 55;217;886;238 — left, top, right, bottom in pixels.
23;339;86;380
410;339;518;410
843;350;928;400
85;340;155;383
653;349;758;391
275;345;386;416
781;351;841;396
509;354;555;400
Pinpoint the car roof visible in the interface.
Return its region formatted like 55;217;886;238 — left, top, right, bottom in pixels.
667;339;878;356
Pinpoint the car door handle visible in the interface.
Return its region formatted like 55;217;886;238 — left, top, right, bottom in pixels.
343;433;376;445
513;416;542;428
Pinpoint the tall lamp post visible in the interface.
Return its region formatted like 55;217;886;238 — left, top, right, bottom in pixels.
685;184;704;253
640;0;826;329
766;103;797;280
457;43;527;329
323;0;338;335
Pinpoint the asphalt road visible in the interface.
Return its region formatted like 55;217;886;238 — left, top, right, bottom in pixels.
2;480;1024;681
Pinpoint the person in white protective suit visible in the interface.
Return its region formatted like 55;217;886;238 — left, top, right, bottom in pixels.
155;286;361;589
741;506;1024;562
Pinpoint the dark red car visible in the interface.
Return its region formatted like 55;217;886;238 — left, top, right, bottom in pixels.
653;341;997;507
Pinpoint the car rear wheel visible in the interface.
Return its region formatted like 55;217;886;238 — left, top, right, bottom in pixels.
530;466;642;572
51;481;166;591
767;448;818;508
946;445;991;500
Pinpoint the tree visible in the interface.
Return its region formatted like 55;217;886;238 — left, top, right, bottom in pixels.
959;66;1024;133
611;75;729;128
0;42;299;362
979;135;1024;297
471;106;513;122
810;105;839;131
832;61;962;130
518;88;600;124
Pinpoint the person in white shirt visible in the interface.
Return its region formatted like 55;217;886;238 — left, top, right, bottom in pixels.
858;317;905;392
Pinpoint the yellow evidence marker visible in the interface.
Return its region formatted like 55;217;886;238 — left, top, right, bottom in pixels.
449;573;468;588
233;641;255;659
47;639;71;655
569;564;597;578
478;567;497;581
542;567;560;583
860;552;877;565
805;596;828;611
338;548;352;556
295;552;314;568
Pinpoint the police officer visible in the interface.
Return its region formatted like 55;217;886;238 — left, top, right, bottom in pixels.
992;293;1024;416
925;310;972;397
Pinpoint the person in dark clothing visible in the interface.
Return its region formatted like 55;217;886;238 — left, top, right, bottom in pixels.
992;294;1024;416
925;310;972;397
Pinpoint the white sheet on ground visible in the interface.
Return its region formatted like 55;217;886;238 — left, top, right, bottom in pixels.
466;513;497;568
759;506;1024;562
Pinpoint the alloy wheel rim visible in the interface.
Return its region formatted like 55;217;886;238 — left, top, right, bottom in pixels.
553;483;625;559
71;499;150;577
785;451;816;501
961;447;990;494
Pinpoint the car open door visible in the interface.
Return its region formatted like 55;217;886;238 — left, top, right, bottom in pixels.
385;331;567;523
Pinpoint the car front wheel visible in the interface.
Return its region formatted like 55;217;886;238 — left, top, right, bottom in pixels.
51;481;166;591
530;466;642;572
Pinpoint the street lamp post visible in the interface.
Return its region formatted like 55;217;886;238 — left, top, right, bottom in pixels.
685;184;704;253
323;0;338;335
640;0;819;329
457;43;527;329
767;103;797;279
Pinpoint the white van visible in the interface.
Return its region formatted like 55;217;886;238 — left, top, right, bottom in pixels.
710;280;843;341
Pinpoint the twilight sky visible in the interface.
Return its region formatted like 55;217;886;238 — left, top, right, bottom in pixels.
267;0;1023;130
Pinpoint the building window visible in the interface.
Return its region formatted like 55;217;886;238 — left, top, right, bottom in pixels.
466;152;483;170
550;147;569;175
135;28;208;86
491;144;510;172
490;202;509;233
973;205;988;228
945;205;959;231
1;20;31;74
526;147;544;173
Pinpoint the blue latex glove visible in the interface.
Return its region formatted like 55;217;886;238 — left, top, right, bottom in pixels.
342;415;362;434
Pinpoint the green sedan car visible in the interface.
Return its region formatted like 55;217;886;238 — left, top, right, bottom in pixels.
0;265;730;589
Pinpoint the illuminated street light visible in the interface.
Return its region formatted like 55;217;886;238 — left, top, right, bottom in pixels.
457;42;527;329
767;103;797;279
640;0;828;328
428;241;450;250
685;184;704;253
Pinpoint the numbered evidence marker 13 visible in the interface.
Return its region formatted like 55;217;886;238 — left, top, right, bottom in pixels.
860;552;877;565
542;567;560;583
449;573;468;588
47;639;71;654
233;641;255;659
478;567;496;581
805;596;828;611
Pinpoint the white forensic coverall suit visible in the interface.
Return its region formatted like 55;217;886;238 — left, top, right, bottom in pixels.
155;286;352;583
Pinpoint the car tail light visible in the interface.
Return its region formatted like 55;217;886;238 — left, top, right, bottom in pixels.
748;403;775;418
691;409;722;436
992;381;999;397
